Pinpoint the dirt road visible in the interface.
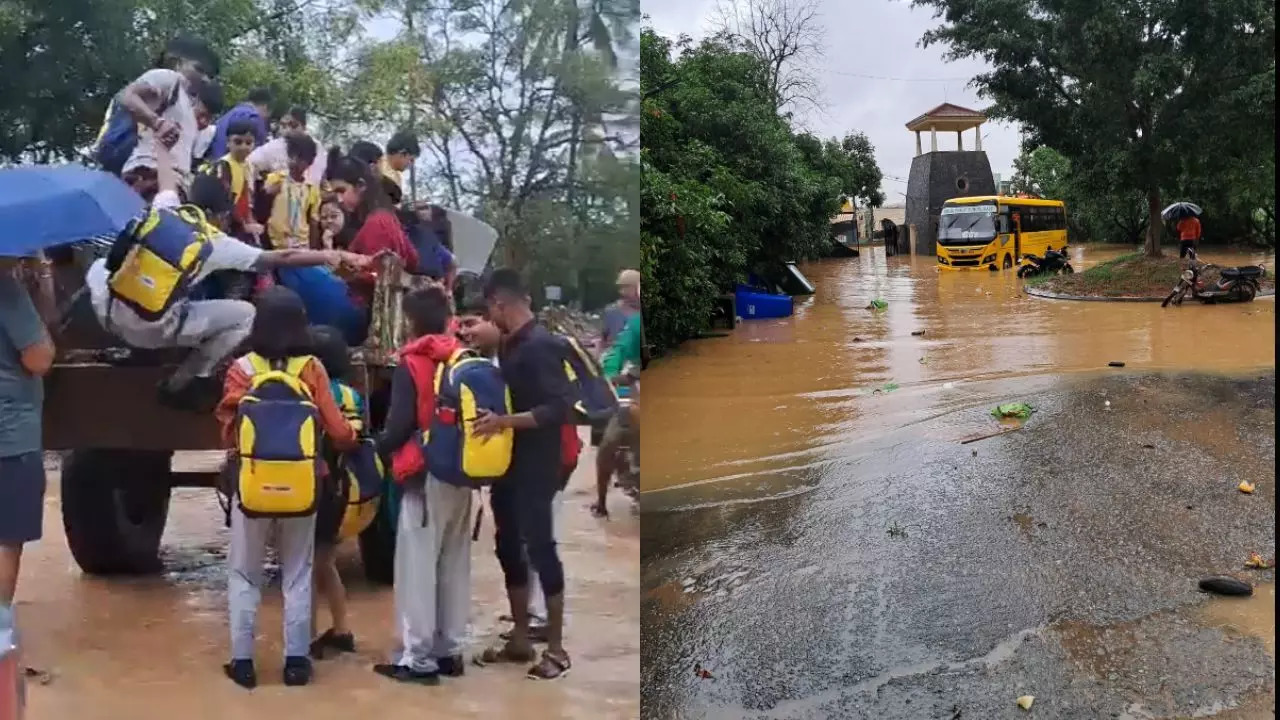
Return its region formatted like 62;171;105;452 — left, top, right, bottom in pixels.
19;448;638;719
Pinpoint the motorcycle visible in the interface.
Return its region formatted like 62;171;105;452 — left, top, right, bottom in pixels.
1161;249;1264;307
1017;248;1074;278
612;362;640;503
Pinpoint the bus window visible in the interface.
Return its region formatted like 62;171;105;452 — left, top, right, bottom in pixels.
938;203;998;244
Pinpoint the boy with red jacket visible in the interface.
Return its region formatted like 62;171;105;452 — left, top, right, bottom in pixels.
372;286;471;684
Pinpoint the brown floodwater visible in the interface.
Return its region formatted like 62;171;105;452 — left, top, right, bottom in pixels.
641;245;1275;493
20;449;639;719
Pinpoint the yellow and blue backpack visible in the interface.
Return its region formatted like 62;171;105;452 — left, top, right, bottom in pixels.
234;353;323;518
94;83;182;176
558;334;619;425
328;381;385;539
106;205;216;323
335;438;386;540
424;349;514;487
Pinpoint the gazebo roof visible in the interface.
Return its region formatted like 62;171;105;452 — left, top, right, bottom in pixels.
905;103;987;132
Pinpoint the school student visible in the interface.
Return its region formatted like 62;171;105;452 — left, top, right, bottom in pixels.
247;107;327;187
319;199;346;250
85;147;371;412
214;288;359;689
372;287;472;684
308;325;362;659
207;87;272;160
109;36;223;193
382;131;420;193
325;151;419;307
205;119;264;242
264;134;323;250
472;269;575;680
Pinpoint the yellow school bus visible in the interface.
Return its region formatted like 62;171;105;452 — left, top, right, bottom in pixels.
936;196;1068;271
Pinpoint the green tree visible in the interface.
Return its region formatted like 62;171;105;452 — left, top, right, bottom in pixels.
341;0;639;306
1010;146;1069;200
0;0;351;162
640;27;883;351
913;0;1276;257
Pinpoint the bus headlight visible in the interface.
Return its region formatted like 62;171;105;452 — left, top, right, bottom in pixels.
982;254;996;265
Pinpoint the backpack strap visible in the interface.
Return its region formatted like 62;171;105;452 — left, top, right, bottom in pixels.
433;347;474;394
158;81;182;116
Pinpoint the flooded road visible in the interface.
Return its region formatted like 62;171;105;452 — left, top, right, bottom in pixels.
20;446;639;719
640;246;1275;719
642;246;1274;494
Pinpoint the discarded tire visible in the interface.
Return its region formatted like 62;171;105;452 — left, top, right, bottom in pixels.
1198;576;1254;596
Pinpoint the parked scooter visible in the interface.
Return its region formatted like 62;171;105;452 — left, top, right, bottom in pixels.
1161;249;1264;307
1017;248;1074;278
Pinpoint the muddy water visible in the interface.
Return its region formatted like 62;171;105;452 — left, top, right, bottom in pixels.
20;449;638;719
641;245;1275;493
1201;582;1276;658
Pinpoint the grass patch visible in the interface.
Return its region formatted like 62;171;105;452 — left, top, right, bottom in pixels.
1030;253;1274;298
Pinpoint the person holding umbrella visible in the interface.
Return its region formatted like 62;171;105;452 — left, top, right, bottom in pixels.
1162;202;1203;259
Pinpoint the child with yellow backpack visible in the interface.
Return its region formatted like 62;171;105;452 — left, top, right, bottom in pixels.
214;287;359;689
307;325;384;660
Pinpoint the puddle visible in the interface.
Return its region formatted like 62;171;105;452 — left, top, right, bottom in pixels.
1200;582;1275;658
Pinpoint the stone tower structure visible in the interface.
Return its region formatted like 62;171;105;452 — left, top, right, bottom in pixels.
904;104;996;256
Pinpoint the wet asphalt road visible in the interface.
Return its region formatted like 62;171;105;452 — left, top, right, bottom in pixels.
641;372;1275;719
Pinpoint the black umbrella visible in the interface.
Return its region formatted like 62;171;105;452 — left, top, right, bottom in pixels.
1161;202;1202;222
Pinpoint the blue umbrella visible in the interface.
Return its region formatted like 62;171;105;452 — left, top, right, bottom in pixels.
0;165;144;257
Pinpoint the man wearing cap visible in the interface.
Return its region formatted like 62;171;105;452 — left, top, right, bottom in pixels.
589;269;642;518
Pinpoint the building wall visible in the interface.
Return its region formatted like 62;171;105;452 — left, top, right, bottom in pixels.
905;151;996;256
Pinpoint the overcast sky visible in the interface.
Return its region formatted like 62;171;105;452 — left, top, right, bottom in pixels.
641;0;1022;205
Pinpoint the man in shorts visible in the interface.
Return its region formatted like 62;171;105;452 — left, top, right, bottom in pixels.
0;257;57;627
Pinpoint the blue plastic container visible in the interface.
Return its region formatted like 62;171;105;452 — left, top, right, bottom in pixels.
734;284;793;319
275;266;368;345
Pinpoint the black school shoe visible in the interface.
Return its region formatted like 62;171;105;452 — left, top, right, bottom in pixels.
373;663;441;685
435;655;465;677
283;656;313;686
224;659;257;689
310;629;356;659
157;376;221;413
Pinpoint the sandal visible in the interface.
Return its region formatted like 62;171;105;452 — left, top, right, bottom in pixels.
526;650;571;680
500;623;550;644
472;642;536;668
589;502;609;519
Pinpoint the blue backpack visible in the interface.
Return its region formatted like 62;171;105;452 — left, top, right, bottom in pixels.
406;223;453;278
424;349;514;487
94;84;182;176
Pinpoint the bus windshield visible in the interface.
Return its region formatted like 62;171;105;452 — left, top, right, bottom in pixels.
938;203;998;245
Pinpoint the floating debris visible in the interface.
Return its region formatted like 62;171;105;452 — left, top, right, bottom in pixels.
1238;480;1256;494
991;403;1034;420
23;666;54;685
866;298;888;310
1198;576;1254;596
911;330;926;336
1016;695;1035;710
693;662;714;680
1108;361;1126;368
